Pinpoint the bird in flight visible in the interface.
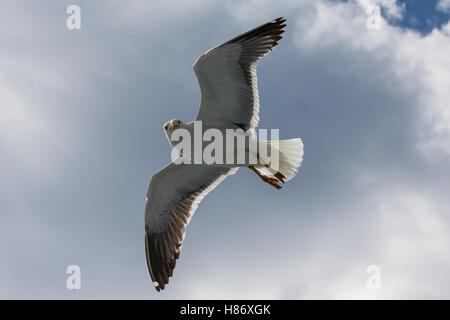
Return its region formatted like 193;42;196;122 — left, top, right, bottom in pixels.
144;17;304;291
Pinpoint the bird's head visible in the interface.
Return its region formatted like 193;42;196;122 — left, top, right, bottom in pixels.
163;119;183;140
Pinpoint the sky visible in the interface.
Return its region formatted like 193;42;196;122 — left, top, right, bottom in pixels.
1;0;450;299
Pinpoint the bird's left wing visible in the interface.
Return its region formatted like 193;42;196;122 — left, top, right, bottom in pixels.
144;162;238;291
194;17;286;130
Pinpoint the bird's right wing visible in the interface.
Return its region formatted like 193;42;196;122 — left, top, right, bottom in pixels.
193;17;286;130
144;162;238;291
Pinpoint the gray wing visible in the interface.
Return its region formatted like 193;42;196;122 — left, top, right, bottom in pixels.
194;17;286;130
144;162;238;291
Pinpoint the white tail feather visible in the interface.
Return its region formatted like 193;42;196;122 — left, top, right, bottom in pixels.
257;138;304;182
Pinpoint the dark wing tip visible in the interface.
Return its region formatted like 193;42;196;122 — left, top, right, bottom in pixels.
145;231;176;292
273;17;287;25
224;17;287;49
145;211;186;292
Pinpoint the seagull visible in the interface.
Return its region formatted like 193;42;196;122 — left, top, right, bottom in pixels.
145;17;304;291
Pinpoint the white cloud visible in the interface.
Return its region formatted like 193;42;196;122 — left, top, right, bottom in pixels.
0;76;48;177
176;186;450;299
437;0;450;13
443;20;450;36
0;77;43;144
292;0;450;156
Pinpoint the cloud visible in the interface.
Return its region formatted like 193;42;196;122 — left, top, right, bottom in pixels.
296;0;450;157
174;187;450;299
437;0;450;13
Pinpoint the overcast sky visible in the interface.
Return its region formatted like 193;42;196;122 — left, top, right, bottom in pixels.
1;0;450;299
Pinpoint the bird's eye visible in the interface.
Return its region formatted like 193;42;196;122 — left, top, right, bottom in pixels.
177;120;180;124
164;125;168;130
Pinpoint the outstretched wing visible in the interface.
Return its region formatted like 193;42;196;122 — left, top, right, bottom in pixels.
194;17;286;130
144;162;238;291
